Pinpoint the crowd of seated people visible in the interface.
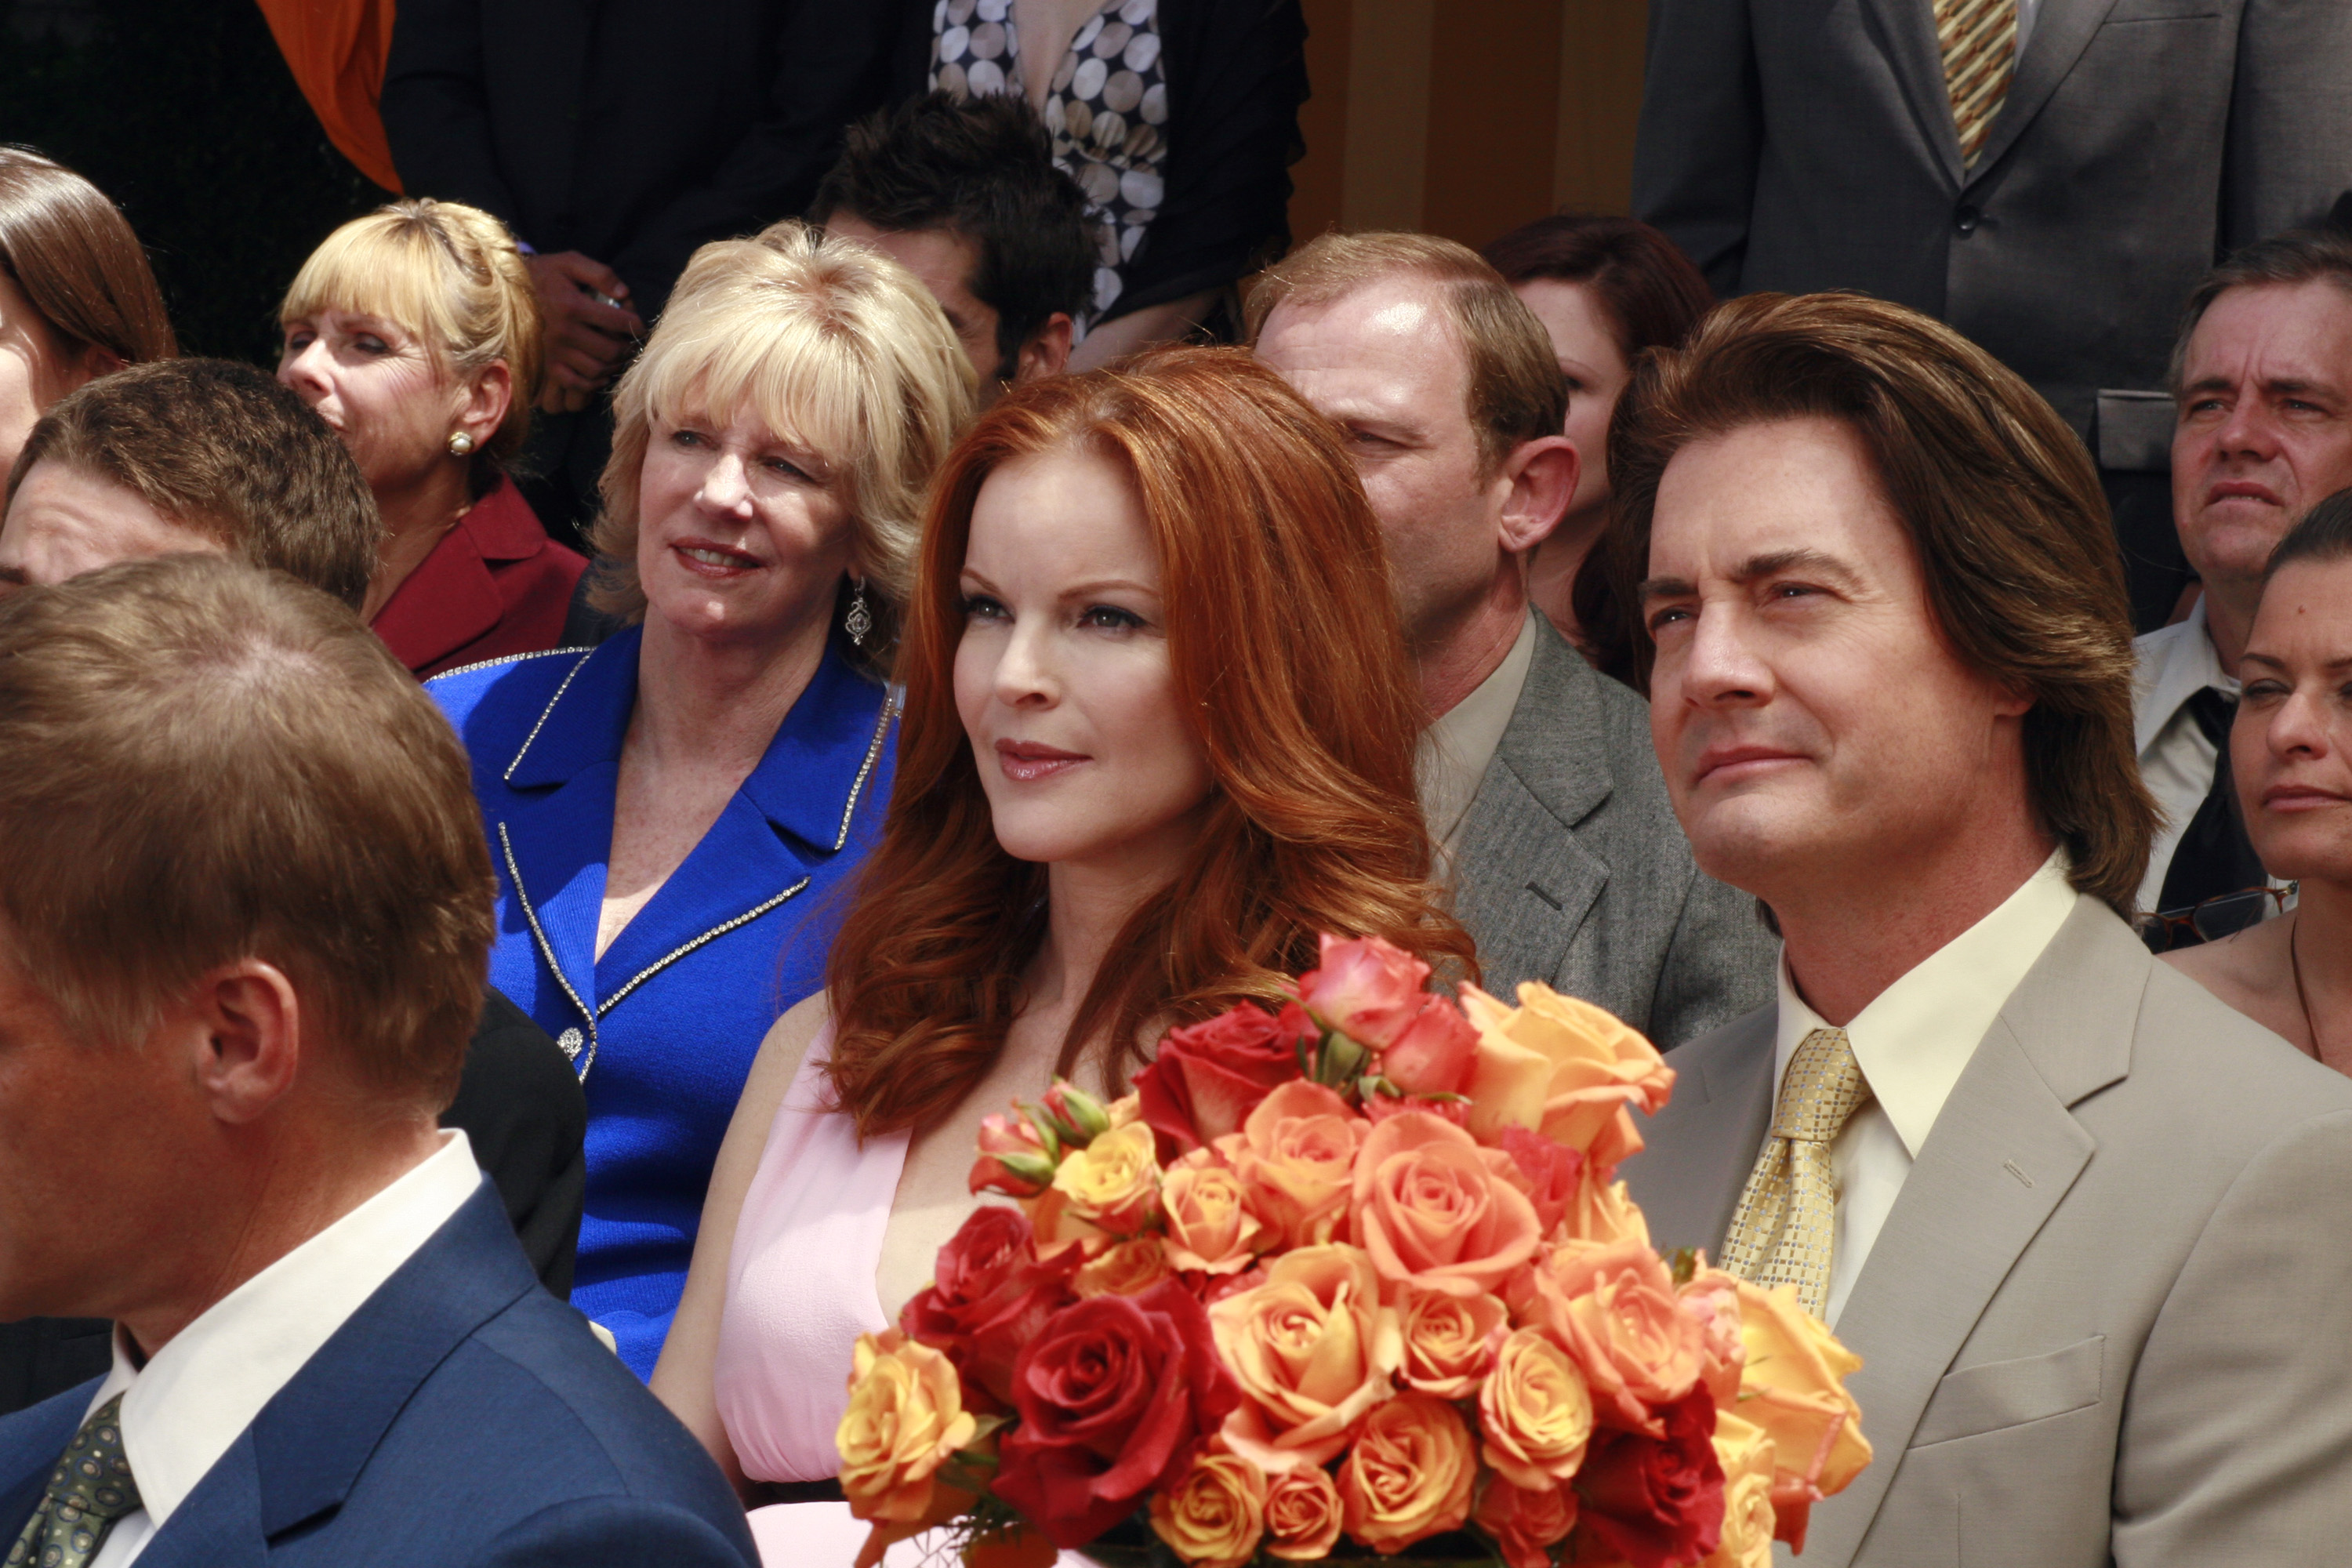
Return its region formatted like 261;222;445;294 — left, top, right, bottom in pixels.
1;73;2350;1567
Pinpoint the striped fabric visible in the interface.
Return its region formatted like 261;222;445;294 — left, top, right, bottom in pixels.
1936;0;2018;166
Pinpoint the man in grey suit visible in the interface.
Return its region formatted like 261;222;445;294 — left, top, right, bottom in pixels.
1614;289;2352;1565
1248;232;1775;1049
1633;0;2352;630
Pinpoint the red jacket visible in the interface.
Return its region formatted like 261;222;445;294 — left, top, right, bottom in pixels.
372;477;588;679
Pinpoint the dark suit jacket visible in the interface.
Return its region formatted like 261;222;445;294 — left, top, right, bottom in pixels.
372;478;587;681
1621;898;2352;1566
1633;0;2352;437
0;1185;755;1567
382;0;902;313
0;989;584;1417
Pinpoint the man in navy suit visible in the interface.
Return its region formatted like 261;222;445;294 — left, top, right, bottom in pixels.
0;556;755;1567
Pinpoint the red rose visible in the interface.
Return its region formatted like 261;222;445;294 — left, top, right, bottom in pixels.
1136;1002;1312;1157
1378;991;1480;1095
1498;1126;1584;1236
993;1279;1242;1548
1575;1388;1726;1568
899;1206;1076;1410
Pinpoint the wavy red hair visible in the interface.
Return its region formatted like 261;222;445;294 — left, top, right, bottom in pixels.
824;345;1473;1138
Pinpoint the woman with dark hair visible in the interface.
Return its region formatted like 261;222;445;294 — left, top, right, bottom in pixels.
0;147;176;477
1481;212;1712;671
2165;492;2352;1073
650;346;1471;1553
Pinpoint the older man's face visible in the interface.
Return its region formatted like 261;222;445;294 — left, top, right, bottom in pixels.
0;459;216;593
1642;416;2031;905
2172;280;2352;592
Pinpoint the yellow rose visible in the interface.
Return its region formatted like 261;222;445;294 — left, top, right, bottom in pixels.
1700;1410;1778;1568
1073;1236;1175;1297
1163;1148;1269;1274
836;1328;978;1524
1263;1467;1345;1559
1478;1327;1595;1489
1105;1091;1142;1128
1336;1391;1476;1552
1149;1450;1269;1568
1397;1287;1508;1398
1049;1119;1161;1235
1732;1280;1871;1549
1460;982;1673;1171
1232;1080;1367;1249
1210;1243;1401;1472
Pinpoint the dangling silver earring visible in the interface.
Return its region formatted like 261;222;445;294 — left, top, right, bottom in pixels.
844;579;872;648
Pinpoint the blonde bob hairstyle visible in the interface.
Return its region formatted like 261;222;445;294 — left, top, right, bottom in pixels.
278;199;542;484
585;220;977;667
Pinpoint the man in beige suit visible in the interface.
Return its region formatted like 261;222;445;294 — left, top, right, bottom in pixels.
1613;290;2352;1565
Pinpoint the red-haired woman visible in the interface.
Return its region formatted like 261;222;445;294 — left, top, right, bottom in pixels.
652;346;1470;1552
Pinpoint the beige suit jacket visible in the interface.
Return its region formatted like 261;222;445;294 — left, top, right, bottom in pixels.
1621;896;2352;1566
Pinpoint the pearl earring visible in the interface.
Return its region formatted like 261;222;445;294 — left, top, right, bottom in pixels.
447;430;477;456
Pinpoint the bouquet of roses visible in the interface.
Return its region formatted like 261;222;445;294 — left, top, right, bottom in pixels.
835;935;1871;1568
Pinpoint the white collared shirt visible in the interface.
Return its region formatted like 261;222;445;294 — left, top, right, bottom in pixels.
2132;599;2244;914
82;1131;483;1567
1773;854;2079;1326
1416;610;1538;863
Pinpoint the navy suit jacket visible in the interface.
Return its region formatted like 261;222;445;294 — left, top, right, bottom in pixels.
0;1185;756;1567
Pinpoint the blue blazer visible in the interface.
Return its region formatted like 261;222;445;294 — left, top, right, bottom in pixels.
0;1185;757;1566
430;628;897;1377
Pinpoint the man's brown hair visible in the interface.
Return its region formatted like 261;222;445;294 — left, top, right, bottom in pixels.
0;555;493;1106
7;359;379;608
2169;227;2352;394
1245;230;1567;477
1606;291;2155;913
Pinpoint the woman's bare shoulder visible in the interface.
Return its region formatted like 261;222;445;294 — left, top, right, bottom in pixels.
2161;916;2302;1036
753;991;835;1088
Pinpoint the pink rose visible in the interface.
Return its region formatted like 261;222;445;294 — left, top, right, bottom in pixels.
1350;1111;1542;1298
1295;934;1429;1049
1377;992;1481;1096
969;1109;1058;1199
1136;1002;1313;1157
1497;1126;1584;1236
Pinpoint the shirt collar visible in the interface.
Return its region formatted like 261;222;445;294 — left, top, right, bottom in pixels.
89;1132;483;1530
1774;852;2082;1156
1416;610;1538;849
2132;597;2235;757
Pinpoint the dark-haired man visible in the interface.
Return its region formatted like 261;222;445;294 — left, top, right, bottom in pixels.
2134;231;2352;927
812;92;1094;403
0;556;753;1567
1250;232;1775;1050
1620;291;2352;1565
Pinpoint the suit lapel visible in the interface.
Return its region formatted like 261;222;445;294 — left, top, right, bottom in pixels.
1860;0;1969;184
128;1436;269;1568
1454;619;1616;984
1965;0;2126;183
0;1387;91;1545
1802;898;2140;1568
1619;1008;1777;1256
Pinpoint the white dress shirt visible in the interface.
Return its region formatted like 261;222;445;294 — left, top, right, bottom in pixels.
1415;611;1537;862
1773;854;2078;1327
2132;599;2246;914
81;1131;483;1567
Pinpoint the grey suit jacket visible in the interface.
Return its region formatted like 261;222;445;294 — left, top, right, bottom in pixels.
1632;0;2352;438
1450;616;1776;1049
1621;896;2352;1566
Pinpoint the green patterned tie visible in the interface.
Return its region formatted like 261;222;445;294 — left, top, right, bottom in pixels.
5;1395;140;1568
1719;1028;1873;1319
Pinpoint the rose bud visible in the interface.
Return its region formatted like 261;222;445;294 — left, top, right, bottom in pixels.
971;1109;1058;1198
1295;934;1430;1050
1377;991;1480;1096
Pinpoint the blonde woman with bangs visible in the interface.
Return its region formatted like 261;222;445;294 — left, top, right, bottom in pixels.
427;220;976;1378
279;198;587;676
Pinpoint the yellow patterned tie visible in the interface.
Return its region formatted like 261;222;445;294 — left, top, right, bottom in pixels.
1936;0;2018;167
1719;1028;1872;1319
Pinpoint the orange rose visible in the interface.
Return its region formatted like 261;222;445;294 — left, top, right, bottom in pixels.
1733;1280;1870;1549
836;1329;978;1524
1022;1185;1112;1262
1210;1244;1400;1472
1479;1326;1595;1489
1679;1265;1747;1406
1565;1166;1653;1250
1073;1236;1175;1298
1529;1239;1702;1432
1396;1287;1508;1398
1459;982;1673;1170
1149;1450;1269;1568
1263;1465;1345;1559
1700;1409;1777;1568
1336;1391;1476;1552
1163;1148;1269;1275
1352;1111;1542;1298
1472;1475;1579;1568
1232;1080;1367;1249
1049;1119;1161;1235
